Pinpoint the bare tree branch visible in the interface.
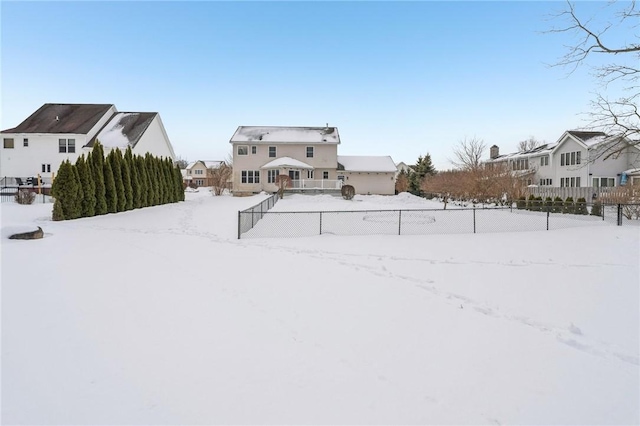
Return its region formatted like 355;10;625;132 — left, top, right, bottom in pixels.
450;136;486;171
546;0;640;157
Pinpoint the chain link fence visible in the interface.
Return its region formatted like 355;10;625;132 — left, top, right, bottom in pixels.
239;203;639;239
237;194;279;238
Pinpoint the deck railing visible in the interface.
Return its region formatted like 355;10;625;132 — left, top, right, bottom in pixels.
289;179;343;190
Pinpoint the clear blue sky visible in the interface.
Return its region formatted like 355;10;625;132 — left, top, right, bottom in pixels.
0;1;623;170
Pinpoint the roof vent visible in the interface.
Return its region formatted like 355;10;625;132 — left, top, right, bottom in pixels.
55;116;59;121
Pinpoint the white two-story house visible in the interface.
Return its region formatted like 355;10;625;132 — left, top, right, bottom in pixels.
1;103;176;184
487;130;640;188
229;125;396;195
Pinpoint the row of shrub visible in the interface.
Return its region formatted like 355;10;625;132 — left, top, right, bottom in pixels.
51;142;184;221
516;195;602;216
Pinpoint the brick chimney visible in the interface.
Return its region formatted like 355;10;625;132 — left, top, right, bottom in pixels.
490;145;499;159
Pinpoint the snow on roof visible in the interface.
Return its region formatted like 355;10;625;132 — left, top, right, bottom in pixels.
486;143;556;163
187;160;224;169
230;126;340;144
91;112;156;149
261;157;314;170
338;155;397;172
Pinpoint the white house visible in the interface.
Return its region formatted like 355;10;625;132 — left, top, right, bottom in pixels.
1;103;176;183
229;125;396;195
487;130;640;188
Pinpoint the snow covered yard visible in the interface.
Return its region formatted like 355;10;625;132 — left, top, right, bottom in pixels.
1;191;638;425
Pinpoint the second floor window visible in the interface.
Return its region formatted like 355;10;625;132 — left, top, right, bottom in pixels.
540;155;549;166
42;164;51;173
237;145;248;155
323;171;329;179
194;169;203;175
59;138;75;153
23;138;29;147
560;151;581;166
269;146;276;158
306;147;314;158
3;138;14;149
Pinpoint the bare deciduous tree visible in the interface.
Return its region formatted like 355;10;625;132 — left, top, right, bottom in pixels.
548;1;640;156
209;163;232;196
518;137;542;152
276;174;291;199
450;136;486;171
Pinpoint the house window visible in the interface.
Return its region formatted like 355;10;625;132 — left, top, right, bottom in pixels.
268;146;276;158
194;169;203;175
306;147;314;158
3;138;14;149
195;179;205;186
267;170;280;183
58;138;75;153
237;145;248;156
540;156;549;166
307;170;314;179
539;178;552;186
560;151;581;166
241;170;260;184
42;164;51;173
512;158;529;171
593;177;615;187
23;138;29;147
251;146;257;154
323;171;329;179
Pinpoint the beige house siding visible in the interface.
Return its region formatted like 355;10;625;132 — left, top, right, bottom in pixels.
232;143;339;194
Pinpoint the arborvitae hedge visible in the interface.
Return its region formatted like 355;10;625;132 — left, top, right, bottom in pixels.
563;197;575;214
544;197;553;212
552;197;564;213
51;160;82;220
123;148;134;211
51;145;184;220
576;197;589;215
92;143;108;215
591;201;602;216
516;196;526;210
104;155;118;214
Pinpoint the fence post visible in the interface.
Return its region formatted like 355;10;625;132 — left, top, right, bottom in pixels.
238;211;241;239
617;204;623;226
398;210;402;235
546;209;550;231
473;207;476;234
252;208;255;227
319;212;323;235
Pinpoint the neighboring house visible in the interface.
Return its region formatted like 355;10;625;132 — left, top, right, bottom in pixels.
1;103;176;183
185;160;224;187
395;161;411;177
229;125;395;195
487;130;640;188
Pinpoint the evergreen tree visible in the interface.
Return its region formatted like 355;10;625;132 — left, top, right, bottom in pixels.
563;196;575;214
408;154;437;196
516;196;526;210
174;164;185;201
52;198;65;221
110;150;126;212
576;197;589;215
527;194;536;210
125;147;141;209
104;156;117;213
552;196;564;213
591;200;602;216
544;197;553;212
164;158;175;203
72;162;84;218
84;152;97;216
76;155;96;217
91;142;108;215
51;160;81;220
136;155;150;207
146;154;159;205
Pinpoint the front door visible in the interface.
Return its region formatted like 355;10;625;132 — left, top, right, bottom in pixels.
289;170;300;180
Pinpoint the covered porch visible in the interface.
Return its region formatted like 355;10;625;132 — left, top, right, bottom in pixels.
261;157;343;192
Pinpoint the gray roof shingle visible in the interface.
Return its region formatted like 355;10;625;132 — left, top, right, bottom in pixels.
2;103;114;134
